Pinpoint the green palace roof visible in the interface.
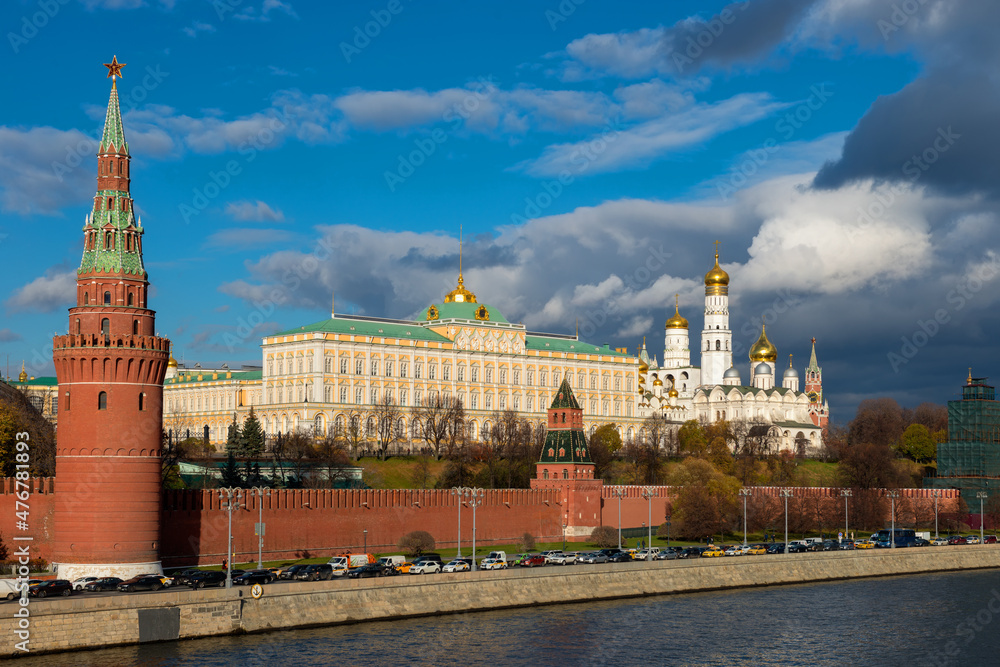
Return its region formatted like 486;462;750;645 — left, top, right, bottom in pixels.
6;377;58;387
165;370;262;384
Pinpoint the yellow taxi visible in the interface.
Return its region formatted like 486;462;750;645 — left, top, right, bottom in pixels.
701;546;725;558
748;545;768;555
395;561;415;573
855;540;875;549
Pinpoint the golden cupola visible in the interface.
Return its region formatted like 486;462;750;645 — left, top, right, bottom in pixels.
704;243;730;295
749;322;778;363
443;230;477;304
665;294;689;329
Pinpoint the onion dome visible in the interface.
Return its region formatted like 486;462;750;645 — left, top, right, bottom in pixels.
668;387;679;398
704;248;730;288
665;294;689;329
749;323;777;362
18;361;27;383
168;355;178;368
653;377;664;387
783;355;797;379
443;273;477;304
755;362;772;375
724;366;740;379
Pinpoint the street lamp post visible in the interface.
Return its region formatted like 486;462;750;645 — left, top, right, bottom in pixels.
218;488;243;589
248;486;271;570
739;489;751;546
364;528;368;552
562;521;566;552
450;486;464;558
780;489;793;554
932;490;941;539
888;490;899;548
612;487;626;550
641;487;655;560
666;513;671;550
841;489;852;544
466;488;484;570
977;491;988;545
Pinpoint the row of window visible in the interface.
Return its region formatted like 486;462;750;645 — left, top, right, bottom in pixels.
79;391;148;411
81;290;142;307
268;356;631;391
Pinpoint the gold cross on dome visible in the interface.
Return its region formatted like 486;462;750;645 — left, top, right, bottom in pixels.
104;55;126;80
713;239;721;256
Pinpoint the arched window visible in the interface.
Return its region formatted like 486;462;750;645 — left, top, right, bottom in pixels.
75;318;81;334
98;391;107;410
132;320;139;335
64;392;70;412
101;318;110;336
314;414;323;433
83;292;89;305
138;392;145;411
543;469;549;480
104;291;112;305
128;293;134;307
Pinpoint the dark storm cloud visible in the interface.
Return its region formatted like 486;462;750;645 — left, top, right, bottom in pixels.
665;0;814;73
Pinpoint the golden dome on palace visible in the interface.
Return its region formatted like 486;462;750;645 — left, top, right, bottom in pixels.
665;304;688;329
653;377;663;387
749;324;778;362
668;387;679;398
443;273;477;304
704;252;730;287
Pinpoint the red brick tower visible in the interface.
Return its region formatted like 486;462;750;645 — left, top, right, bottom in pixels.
531;379;604;541
51;58;170;579
805;337;829;428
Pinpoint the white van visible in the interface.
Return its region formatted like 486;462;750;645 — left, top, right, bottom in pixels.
0;579;24;601
378;556;405;568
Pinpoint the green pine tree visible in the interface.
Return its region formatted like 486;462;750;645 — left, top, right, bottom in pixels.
243;407;265;458
226;413;242;456
221;451;243;488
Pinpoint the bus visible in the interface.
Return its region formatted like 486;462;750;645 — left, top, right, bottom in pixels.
872;529;916;548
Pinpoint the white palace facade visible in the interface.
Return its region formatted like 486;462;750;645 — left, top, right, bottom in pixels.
163;247;830;455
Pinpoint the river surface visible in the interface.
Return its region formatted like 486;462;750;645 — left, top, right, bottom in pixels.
13;569;1000;666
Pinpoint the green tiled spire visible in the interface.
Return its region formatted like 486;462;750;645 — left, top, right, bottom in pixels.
538;379;591;464
806;337;820;373
550;378;581;409
99;81;129;155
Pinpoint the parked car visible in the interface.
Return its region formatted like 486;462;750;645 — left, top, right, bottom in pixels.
233;569;274;586
29;580;73;598
277;564;309;580
931;537;949;546
655;549;679;560
520;554;547;567
578;551;609;564
747;544;768;555
947;535;968;545
965;535;982;545
511;553;532;567
409;559;441;574
392;562;416;574
168;569;203;586
822;540;839;551
480;558;508;570
71;576;98;591
441;559;471;573
540;550;565;564
765;543;785;554
83;577;123;592
117;575;164;593
701;546;724;558
634;548;661;560
188;571;236;589
986;535;998;544
723;546;743;557
348;564;387;579
854;540;875;549
838;540;856;550
786;543;809;554
548;552;577;565
913;538;931;547
296;564;334;581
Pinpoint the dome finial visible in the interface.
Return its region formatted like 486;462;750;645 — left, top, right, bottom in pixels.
704;241;730;291
665;293;689;329
443;226;477;304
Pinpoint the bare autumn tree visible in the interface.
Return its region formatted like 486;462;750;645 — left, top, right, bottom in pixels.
411;393;455;459
312;429;353;488
849;397;904;447
282;431;316;487
372;394;402;460
444;397;466;459
838;441;907;490
911;403;948;434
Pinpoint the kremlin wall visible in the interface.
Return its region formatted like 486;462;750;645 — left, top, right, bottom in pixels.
0;477;960;567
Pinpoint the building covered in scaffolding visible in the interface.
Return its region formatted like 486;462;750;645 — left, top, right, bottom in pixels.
929;372;1000;508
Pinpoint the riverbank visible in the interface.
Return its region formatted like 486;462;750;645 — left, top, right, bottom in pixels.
5;546;1000;658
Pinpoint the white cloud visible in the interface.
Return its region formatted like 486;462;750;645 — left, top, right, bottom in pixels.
182;21;215;38
0;328;22;342
225;200;285;222
0;126;96;214
516;93;789;177
561;28;667;79
5;268;76;313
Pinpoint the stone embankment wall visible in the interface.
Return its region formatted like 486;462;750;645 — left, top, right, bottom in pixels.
5;546;1000;657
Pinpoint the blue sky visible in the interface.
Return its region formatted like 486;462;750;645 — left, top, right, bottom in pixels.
3;0;1000;423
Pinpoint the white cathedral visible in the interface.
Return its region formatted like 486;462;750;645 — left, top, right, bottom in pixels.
637;247;829;456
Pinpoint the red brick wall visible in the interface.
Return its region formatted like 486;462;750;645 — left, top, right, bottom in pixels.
0;478;56;562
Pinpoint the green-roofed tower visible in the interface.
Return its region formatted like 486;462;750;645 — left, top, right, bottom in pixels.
537;378;592;468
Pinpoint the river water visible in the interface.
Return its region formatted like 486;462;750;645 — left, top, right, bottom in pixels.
13;570;1000;666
